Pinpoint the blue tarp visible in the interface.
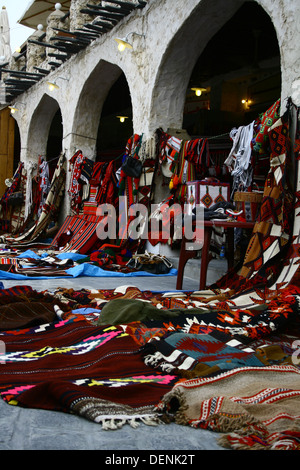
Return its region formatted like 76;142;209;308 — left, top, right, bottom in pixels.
16;250;87;261
0;261;177;280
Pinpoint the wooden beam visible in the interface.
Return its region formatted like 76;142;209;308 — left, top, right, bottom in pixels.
28;39;68;52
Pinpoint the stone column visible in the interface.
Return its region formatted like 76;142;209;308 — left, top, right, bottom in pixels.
46;3;70;61
69;0;100;32
26;28;46;72
8;52;25;72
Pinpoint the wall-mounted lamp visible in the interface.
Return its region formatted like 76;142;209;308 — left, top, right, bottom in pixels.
47;81;59;91
8;102;25;114
191;87;207;97
47;76;69;91
8;106;18;114
117;115;128;123
114;32;145;51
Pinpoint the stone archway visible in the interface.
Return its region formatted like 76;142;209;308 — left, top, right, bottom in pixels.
70;60;126;158
183;1;281;137
149;0;245;134
149;0;281;135
26;93;62;162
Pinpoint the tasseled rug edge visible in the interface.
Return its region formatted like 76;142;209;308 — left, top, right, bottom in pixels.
70;396;164;430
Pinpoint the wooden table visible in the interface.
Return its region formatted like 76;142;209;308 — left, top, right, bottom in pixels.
176;219;255;290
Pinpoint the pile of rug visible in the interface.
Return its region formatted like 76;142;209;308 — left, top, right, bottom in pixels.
0;282;299;450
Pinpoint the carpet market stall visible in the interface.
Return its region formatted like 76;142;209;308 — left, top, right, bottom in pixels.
0;97;293;284
0;100;299;450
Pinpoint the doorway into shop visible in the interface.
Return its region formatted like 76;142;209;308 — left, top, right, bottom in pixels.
184;1;281;138
96;72;133;162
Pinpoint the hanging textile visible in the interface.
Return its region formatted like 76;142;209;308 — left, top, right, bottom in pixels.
225;121;255;195
158;130;182;177
0;162;24;233
37;158;51;217
68;150;85;214
96;160;118;207
184;138;211;175
3;154;66;246
171;142;195;204
252;98;281;155
24;161;37;221
118;134;143;243
240;103;296;280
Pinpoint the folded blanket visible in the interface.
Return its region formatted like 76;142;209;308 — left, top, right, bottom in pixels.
96;298;207;326
0;302;60;330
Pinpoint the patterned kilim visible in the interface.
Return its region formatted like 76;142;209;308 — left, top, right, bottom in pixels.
83;185;98;216
157;366;300;450
143;331;265;378
240;110;295;279
50;214;103;254
211;101;300;313
3;155;66;246
0;316;177;428
0;162;25;234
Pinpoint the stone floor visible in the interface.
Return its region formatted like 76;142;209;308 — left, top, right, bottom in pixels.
0;257;228;451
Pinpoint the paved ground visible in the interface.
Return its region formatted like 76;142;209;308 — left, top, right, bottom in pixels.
0;259;227;452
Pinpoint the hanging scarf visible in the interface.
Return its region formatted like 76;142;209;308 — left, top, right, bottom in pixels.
184;138;210;173
97;160;118;206
172;142;195;204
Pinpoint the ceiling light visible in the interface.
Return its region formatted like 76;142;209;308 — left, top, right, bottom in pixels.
117;115;128;123
191;87;207;97
114;32;145;51
241;99;252;106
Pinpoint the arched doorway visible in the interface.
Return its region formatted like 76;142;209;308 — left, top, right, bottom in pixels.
96;72;133;162
27;94;62;161
71;60;132;160
183;1;281;137
46;108;63;165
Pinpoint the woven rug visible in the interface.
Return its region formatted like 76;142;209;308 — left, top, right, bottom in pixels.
0;315;177;429
3;155;66;246
0;282;299;446
50;214;103;254
157;366;300;450
143;331;279;378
